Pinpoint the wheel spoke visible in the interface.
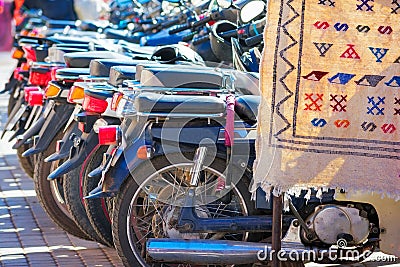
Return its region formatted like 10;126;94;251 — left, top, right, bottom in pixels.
125;162;249;267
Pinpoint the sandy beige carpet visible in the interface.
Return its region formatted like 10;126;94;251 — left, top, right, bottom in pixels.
253;0;400;201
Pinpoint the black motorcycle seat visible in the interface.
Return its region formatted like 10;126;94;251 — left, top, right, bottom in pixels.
135;92;226;116
135;63;176;80
140;67;222;88
89;59;146;77
53;47;88;54
109;66;137;87
85;87;115;99
234;95;260;125
46;20;76;29
118;41;156;55
56;68;90;78
64;51;131;68
48;35;94;45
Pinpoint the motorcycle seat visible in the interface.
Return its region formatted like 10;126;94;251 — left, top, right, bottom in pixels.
118;41;156;55
140;67;222;89
48;35;94;45
234;95;260;125
56;68;90;80
89;59;146;77
64;51;132;68
108;66;138;87
135;92;226;117
52;47;88;54
31;62;65;68
46;20;76;29
85;87;115;100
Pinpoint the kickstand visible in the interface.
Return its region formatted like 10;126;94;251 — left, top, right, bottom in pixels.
272;191;283;267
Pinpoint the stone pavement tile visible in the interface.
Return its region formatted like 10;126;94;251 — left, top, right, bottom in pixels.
55;260;85;267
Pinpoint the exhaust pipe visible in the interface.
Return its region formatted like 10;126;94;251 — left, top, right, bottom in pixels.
146;239;337;265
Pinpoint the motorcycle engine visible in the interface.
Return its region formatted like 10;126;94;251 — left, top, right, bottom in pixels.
301;205;370;246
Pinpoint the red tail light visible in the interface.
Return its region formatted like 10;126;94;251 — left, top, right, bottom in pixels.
28;91;44;106
24;86;40;102
98;126;121;145
82;95;108;113
111;92;123;111
29;68;52;87
23;46;37;62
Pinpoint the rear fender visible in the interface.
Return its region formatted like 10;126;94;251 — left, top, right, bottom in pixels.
44;121;82;162
47;129;98;180
22;103;75;156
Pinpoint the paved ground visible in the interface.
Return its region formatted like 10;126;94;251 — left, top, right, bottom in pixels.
0;51;399;267
0;51;123;267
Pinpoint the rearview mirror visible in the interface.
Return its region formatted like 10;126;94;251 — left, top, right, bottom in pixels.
240;0;265;23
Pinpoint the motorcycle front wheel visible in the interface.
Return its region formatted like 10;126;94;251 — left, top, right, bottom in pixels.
113;154;257;267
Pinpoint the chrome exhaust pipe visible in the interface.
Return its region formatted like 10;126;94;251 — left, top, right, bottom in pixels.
146;239;337;265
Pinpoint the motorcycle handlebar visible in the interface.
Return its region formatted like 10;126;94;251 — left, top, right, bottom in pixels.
245;34;263;46
219;29;238;39
161;17;181;28
192;35;210;45
169;23;191;34
192;16;212;28
137;18;154;24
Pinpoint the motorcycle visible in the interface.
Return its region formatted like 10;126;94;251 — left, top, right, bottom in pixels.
85;1;397;267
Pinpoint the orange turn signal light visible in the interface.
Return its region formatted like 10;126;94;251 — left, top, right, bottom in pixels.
12;49;24;59
136;145;154;160
67;85;84;103
45;83;61;98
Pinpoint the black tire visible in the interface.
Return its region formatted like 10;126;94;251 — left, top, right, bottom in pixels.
82;145;114;247
113;154;257;267
34;131;89;240
63;145;110;246
16;143;34;178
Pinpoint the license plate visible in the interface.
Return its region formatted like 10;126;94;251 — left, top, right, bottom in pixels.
5;104;27;131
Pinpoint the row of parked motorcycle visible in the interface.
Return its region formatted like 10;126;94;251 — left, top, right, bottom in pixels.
2;0;384;266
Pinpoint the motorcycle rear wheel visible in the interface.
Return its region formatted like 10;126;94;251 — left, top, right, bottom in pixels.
33;131;89;240
16;143;34;178
64;145;112;246
113;154;257;267
82;145;114;247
